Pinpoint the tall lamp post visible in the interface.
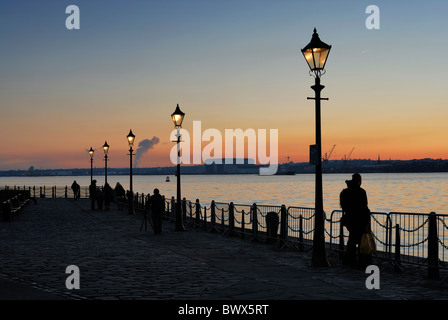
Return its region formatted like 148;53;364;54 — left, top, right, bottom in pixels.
171;104;185;231
103;141;109;185
88;147;94;184
127;130;136;215
301;28;331;267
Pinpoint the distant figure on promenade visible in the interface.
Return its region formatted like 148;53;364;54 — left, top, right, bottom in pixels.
103;183;113;211
114;182;126;210
89;180;97;210
339;173;371;268
96;186;104;210
71;180;80;200
149;188;164;235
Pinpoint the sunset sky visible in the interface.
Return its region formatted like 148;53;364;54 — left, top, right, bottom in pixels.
0;0;447;170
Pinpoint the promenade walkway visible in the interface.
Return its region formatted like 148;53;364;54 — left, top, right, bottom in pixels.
0;198;447;303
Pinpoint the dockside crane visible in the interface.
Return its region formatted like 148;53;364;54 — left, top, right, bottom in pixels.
323;144;336;162
347;147;355;160
343;147;355;165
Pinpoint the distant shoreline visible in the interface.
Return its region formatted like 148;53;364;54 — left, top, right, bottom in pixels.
1;158;447;177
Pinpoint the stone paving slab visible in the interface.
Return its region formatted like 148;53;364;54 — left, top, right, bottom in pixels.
0;198;447;303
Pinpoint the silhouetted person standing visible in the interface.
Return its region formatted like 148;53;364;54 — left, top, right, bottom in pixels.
71;180;80;200
103;183;113;211
114;182;126;210
149;188;164;235
89;180;97;210
339;173;371;268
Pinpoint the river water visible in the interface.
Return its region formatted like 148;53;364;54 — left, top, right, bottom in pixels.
2;172;447;215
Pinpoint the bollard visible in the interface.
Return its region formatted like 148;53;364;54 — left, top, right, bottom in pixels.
279;205;288;247
266;211;279;244
427;212;440;280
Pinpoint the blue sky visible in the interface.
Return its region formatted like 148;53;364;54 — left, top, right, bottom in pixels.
0;1;447;169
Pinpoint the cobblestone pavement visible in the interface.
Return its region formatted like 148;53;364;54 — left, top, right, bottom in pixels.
0;198;447;302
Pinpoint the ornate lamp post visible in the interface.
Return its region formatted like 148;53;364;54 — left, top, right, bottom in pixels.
301;28;331;267
127;129;136;215
88;147;94;184
171;104;185;231
102;141;109;185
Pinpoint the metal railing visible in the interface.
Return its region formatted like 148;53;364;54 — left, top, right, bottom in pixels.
2;185;447;280
163;196;448;280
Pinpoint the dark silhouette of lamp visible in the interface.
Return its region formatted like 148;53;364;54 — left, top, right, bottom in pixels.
88;147;94;184
171;104;185;231
127;130;135;215
102;141;109;185
301;28;331;267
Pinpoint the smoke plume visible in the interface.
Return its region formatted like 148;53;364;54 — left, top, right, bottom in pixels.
134;137;160;168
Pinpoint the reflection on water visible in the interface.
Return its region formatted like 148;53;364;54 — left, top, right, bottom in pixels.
2;172;448;214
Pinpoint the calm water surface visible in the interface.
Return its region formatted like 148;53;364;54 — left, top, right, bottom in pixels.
0;173;448;214
2;172;448;215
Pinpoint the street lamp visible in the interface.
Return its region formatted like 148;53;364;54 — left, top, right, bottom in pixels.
171;104;185;231
103;141;109;185
88;147;94;184
301;28;331;267
127;129;135;215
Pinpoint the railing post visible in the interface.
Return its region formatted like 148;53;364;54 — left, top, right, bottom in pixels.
221;208;225;231
189;201;193;221
428;212;440;280
252;203;258;240
299;215;304;252
65;186;68;198
339;216;345;258
241;209;246;238
195;199;201;226
229;202;235;236
279;205;288;247
394;224;403;272
170;196;176;221
210;200;216;232
161;195;166;215
182;197;187;224
203;206;207;231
